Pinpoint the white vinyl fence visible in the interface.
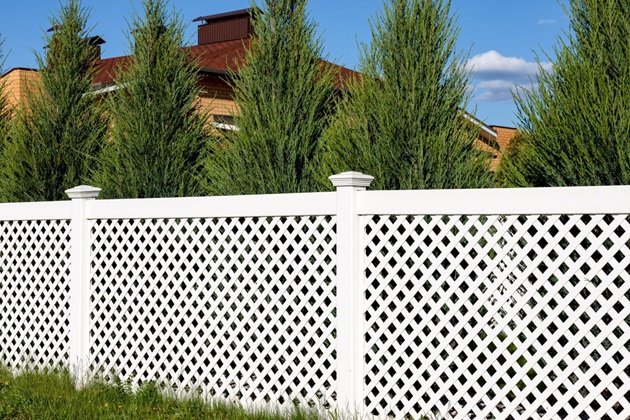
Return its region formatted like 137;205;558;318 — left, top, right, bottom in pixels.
0;172;628;419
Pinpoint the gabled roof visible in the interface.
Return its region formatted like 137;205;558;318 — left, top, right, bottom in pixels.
92;38;358;89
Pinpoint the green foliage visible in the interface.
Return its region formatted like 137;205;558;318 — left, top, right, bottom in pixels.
0;38;10;143
93;0;209;198
0;0;105;202
0;366;322;419
500;0;630;186
493;132;532;187
203;0;336;195
316;0;492;190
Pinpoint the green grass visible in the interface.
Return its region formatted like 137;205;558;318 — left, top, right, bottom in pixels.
0;366;322;420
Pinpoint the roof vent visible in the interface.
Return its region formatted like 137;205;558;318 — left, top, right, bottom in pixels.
193;8;253;45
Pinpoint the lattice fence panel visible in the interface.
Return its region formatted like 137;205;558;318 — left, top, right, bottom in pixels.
364;214;630;419
0;220;71;369
90;216;336;408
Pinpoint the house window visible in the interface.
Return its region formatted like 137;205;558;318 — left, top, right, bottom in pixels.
211;115;238;131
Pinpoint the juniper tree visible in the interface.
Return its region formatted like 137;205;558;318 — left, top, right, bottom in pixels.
316;0;492;190
202;0;336;195
0;0;105;202
494;132;532;188
0;39;10;147
498;0;630;186
93;0;209;198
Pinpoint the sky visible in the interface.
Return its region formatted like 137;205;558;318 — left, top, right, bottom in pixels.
0;0;569;127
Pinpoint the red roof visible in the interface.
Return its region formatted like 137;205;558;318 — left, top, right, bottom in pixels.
93;38;357;89
93;55;131;85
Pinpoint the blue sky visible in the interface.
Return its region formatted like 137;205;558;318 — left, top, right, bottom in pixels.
0;0;569;126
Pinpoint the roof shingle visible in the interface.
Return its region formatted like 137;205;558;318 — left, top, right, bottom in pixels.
92;38;357;89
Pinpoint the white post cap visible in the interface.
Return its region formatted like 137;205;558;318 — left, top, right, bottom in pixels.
329;171;374;188
65;185;102;200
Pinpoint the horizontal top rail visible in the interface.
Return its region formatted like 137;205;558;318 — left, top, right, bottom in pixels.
358;185;630;215
4;185;630;221
0;201;71;221
87;192;337;220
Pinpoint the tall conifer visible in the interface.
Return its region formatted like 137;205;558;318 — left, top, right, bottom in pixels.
317;0;492;190
0;39;10;147
0;0;105;202
93;0;208;198
498;0;630;186
203;0;335;195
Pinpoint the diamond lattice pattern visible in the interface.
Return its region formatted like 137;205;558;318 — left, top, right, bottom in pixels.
90;216;336;407
0;220;71;369
364;214;630;419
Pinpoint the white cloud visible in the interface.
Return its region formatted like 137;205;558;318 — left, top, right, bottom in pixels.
478;80;519;90
475;80;534;102
477;89;514;102
466;51;551;102
466;50;551;82
537;18;557;25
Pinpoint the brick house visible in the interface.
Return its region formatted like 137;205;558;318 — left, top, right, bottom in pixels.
91;9;358;132
0;8;516;167
1;67;40;111
491;125;519;167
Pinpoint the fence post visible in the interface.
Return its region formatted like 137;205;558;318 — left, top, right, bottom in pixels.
66;185;101;384
329;171;374;414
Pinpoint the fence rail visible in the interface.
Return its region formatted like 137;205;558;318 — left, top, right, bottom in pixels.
87;191;337;219
0;172;628;419
358;185;630;215
0;201;70;220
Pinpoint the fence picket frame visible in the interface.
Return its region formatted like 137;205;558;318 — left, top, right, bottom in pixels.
0;177;628;419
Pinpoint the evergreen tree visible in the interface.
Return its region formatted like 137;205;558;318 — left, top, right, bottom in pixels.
0;39;10;145
93;0;208;198
0;0;105;202
203;0;336;195
498;0;630;186
317;0;492;190
494;132;532;188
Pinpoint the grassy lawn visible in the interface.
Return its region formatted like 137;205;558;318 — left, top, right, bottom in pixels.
0;367;322;419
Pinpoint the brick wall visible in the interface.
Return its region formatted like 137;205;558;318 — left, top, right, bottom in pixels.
197;74;239;121
1;68;40;110
491;125;518;169
474;138;500;170
492;126;517;152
